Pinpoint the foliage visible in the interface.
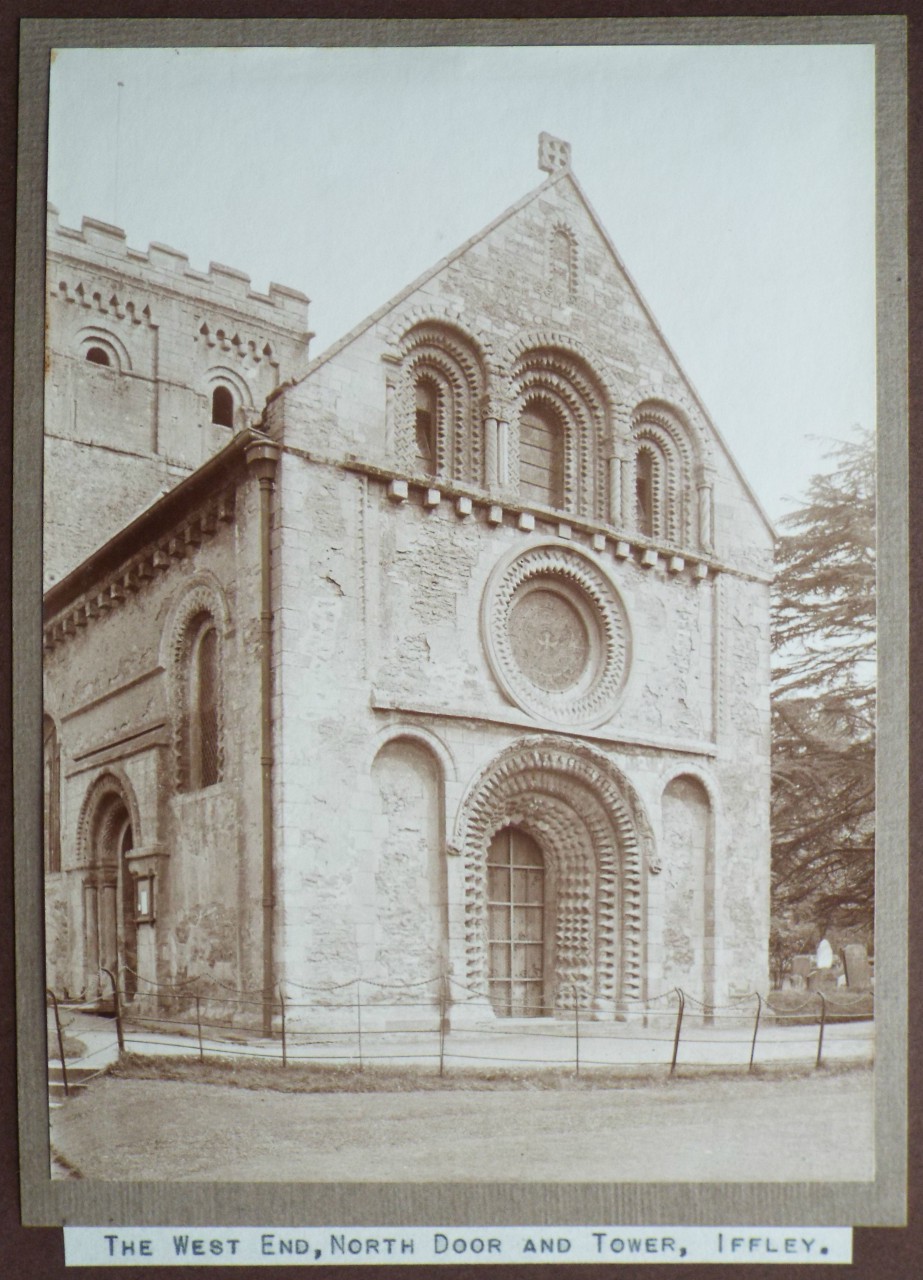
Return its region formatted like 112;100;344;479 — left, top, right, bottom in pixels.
770;432;875;940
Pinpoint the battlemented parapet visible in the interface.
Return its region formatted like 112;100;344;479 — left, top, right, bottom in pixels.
44;205;313;586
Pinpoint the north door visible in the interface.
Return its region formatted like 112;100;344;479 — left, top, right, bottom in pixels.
487;826;550;1016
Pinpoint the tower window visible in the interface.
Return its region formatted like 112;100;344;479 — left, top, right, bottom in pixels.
85;346;111;367
211;385;234;428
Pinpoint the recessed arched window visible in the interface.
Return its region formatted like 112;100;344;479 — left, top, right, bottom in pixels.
211;385;235;428
188;621;220;790
398;322;486;485
630;403;704;547
512;347;608;520
519;401;565;509
43;715;61;874
635;448;656;538
550;227;576;296
85;346;111;367
413;378;439;475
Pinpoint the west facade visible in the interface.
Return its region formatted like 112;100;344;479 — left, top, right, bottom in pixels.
43;137;773;1029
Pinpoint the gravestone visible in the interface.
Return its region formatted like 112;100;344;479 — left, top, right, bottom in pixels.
791;954;813;980
815;937;834;969
842;943;871;990
807;968;839;994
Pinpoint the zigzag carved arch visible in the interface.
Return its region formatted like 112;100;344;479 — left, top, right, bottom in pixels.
630;398;705;548
454;737;653;1007
391;319;489;485
511;342;611;521
75;767;143;869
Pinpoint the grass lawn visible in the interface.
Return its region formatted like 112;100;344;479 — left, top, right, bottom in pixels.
108;1050;870;1094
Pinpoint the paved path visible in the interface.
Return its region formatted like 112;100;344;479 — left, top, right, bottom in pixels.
51;1070;873;1183
51;1009;874;1075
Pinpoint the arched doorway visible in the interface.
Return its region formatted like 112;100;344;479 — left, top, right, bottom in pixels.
79;778;139;1003
455;738;651;1016
487;826;550;1017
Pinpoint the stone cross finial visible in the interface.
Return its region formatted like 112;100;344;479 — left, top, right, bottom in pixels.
538;132;572;173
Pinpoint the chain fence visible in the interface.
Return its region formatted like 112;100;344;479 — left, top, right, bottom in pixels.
47;968;874;1085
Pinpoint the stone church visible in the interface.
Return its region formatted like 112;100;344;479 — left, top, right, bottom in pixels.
43;135;773;1032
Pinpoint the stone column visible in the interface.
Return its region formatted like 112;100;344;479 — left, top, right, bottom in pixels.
497;419;511;490
384;376;397;460
99;882;118;976
83;880;99;997
607;452;623;526
484;417;499;490
621;450;635;531
697;464;716;553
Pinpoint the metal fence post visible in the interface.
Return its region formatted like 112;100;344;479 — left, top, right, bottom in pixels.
749;992;763;1073
816;992;827;1069
356;980;364;1072
278;986;287;1068
46;989;69;1098
670;988;685;1076
195;994;204;1063
101;967;124;1055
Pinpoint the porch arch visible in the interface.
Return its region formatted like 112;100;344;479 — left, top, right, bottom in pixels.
75;770;142;1001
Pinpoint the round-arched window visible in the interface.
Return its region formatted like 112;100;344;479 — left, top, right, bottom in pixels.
211;385;235;428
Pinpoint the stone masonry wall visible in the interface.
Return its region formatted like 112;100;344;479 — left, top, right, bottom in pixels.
264;167;772;1013
45;204;311;587
43;474;264;1002
269;172;772;580
270;457;769;1008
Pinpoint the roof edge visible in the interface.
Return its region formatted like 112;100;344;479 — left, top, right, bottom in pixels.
44;428;270;620
295;172;561;382
562;170;776;542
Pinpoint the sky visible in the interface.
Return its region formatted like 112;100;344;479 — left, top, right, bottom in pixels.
47;43;877;522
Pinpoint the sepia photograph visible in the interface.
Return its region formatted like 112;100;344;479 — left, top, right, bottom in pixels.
14;18;907;1235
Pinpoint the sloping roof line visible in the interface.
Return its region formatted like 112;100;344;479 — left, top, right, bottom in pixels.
562;168;776;541
284;165;775;542
43;428;268;619
282;172;562;388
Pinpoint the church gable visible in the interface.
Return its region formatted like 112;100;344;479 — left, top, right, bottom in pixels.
42;135;773;1033
269;144;771;573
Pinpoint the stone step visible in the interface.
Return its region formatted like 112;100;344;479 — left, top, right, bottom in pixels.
48;1079;89;1102
47;1062;105;1101
47;1064;101;1085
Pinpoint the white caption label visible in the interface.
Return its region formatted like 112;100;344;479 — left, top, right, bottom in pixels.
64;1225;852;1266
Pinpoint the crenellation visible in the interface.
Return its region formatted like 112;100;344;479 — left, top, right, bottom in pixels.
48;206;311;327
80;215;128;251
45;207;312;584
147;241;190;272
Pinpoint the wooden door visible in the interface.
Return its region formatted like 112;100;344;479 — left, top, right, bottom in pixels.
487;827;547;1017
